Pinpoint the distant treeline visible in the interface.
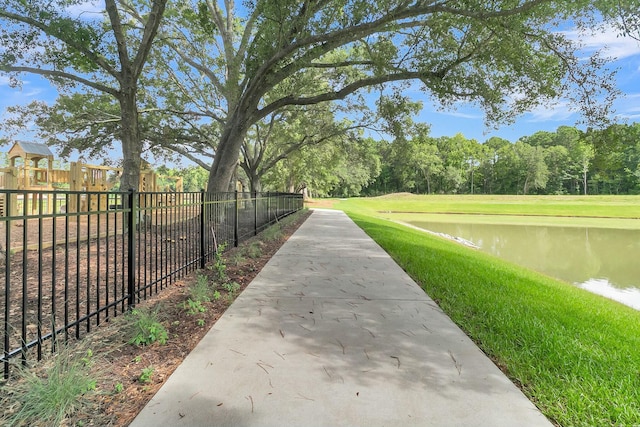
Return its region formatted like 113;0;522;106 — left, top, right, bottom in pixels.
360;123;640;196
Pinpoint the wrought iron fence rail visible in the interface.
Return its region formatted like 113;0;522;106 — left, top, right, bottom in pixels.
1;189;303;379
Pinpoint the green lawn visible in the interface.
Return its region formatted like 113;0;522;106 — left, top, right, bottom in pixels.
335;196;640;426
336;194;640;219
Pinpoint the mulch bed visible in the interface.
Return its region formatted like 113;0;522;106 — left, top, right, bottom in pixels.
4;209;310;427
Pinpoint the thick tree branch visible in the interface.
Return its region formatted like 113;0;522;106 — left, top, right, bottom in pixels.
0;9;118;78
162;144;213;169
166;40;226;94
255;70;435;121
105;0;130;83
0;65;118;96
131;0;168;79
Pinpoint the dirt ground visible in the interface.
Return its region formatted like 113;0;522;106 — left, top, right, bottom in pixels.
2;209;311;427
303;198;338;209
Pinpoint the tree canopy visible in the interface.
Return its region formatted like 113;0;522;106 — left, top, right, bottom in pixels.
363;123;640;196
153;0;634;193
1;0;639;193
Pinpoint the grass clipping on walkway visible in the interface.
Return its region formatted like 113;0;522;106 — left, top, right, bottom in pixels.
347;212;640;427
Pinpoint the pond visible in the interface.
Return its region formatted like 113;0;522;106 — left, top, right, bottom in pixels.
408;220;640;310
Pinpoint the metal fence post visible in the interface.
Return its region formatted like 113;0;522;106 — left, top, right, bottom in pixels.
253;191;258;236
127;189;137;309
3;193;10;379
267;192;271;224
200;189;206;269
234;190;239;247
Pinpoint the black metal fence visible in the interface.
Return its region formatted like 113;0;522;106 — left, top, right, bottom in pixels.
0;189;303;378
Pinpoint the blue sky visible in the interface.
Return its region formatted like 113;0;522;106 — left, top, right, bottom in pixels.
1;16;639;162
420;25;640;142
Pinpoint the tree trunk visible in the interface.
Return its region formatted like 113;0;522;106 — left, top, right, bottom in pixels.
243;166;263;194
207;114;249;195
250;175;262;194
227;164;238;192
470;168;474;194
422;169;431;194
118;90;141;192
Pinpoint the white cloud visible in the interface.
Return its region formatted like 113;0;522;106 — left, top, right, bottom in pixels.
616;113;640;120
65;1;103;20
562;24;640;60
526;101;575;122
612;93;640;121
22;88;43;97
436;110;482;120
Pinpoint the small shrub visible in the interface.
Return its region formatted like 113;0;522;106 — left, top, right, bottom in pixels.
212;244;228;282
114;383;124;393
222;281;241;295
197;319;205;327
139;367;154;384
222;281;241;304
184;298;206;315
128;308;168;346
212;290;221;301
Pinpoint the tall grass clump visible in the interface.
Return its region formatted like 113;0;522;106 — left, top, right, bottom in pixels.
185;274;212;315
346;211;640;427
0;346;100;426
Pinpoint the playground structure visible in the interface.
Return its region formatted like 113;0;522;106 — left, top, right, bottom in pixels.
0;142;183;216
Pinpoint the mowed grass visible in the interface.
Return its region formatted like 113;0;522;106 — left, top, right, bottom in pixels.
338;198;640;426
336;194;640;219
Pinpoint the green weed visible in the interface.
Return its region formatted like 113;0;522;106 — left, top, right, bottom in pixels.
212;243;228;282
222;281;240;295
128;308;168;346
183;274;211;317
184;298;206;315
138;367;154;384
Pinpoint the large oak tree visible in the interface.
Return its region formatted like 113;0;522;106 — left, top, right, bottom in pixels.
156;0;634;194
0;0;167;191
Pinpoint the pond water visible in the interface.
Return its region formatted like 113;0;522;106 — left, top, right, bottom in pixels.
408;220;640;310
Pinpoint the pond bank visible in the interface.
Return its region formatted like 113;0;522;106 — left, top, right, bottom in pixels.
404;219;640;311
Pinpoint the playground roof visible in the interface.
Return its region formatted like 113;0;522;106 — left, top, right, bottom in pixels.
9;142;54;158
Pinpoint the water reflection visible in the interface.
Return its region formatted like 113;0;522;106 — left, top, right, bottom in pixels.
410;221;640;310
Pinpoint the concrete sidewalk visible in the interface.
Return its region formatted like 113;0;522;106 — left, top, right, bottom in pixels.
130;209;552;427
